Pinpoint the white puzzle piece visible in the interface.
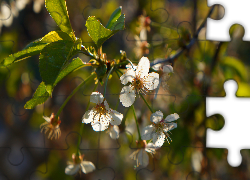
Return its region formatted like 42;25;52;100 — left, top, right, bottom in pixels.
206;0;250;41
206;80;250;167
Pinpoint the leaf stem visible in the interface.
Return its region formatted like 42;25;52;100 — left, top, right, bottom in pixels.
55;73;96;119
132;105;142;141
139;93;154;113
77;83;98;155
104;66;114;98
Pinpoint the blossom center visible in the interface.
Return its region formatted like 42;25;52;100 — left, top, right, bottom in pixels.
95;102;107;115
50;116;61;127
153;121;164;133
132;77;144;92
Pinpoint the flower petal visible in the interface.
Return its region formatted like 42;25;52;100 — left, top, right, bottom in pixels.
103;100;110;111
140;28;147;41
163;122;177;132
146;143;159;152
90;92;104;104
150;110;163;123
143;72;159;91
109;125;120;139
43;116;50;122
164;113;179;122
136;56;150;78
110;109;123;125
120;68;136;85
65;164;80;175
138;149;149;167
152;63;162;71
80;161;96;174
163;65;173;73
120;85;136;107
152;132;165;147
82;110;95;124
141;125;154;140
91;114;110;131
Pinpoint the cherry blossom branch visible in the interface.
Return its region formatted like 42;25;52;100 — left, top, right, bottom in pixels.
150;5;216;67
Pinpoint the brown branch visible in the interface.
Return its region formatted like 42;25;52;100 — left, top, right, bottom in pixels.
150;5;216;66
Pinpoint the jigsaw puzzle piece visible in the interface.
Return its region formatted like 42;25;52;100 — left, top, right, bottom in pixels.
206;0;250;41
206;80;250;167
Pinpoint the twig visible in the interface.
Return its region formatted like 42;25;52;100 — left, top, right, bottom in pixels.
150;6;216;66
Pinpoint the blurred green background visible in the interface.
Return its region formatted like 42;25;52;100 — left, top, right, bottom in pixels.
1;0;250;179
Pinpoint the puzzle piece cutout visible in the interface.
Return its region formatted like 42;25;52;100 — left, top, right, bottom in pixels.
206;0;250;41
206;79;250;167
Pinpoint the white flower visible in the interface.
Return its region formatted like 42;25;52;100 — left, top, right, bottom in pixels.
141;110;179;147
82;92;123;131
107;125;120;139
65;153;95;175
120;57;159;107
129;140;158;168
40;113;61;140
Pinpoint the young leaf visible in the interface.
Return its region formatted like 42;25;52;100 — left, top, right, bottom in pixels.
86;7;125;48
25;57;86;109
105;6;122;29
109;14;125;31
1;31;73;67
86;17;113;48
45;0;75;39
39;40;74;94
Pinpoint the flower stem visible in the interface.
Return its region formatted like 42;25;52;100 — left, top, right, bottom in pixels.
121;105;131;128
139;93;154;113
104;66;114;98
132;105;142;141
55;73;96;119
77;83;98;155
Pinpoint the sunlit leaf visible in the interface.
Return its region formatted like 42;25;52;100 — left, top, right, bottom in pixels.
85;7;125;48
25;57;86;109
45;0;75;39
105;6;122;29
1;31;73;67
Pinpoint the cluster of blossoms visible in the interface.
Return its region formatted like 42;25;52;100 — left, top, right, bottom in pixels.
39;56;179;175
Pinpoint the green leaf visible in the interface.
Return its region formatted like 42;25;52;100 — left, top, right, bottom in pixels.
39;40;74;94
24;82;50;109
1;31;73;67
67;38;82;60
220;56;248;81
86;7;125;48
25;57;86;109
86;17;113;48
109;14;125;31
54;57;86;85
45;0;75;39
105;6;122;29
